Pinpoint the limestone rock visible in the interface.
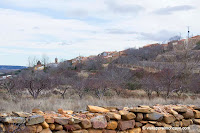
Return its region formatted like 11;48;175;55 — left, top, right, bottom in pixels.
173;107;187;113
45;118;55;123
136;113;143;122
32;108;44;115
49;123;55;130
174;114;184;121
182;119;191;127
12;112;31;117
188;124;200;133
72;130;88;133
91;115;107;129
21;125;37;133
81;119;92;129
0;117;25;124
26;115;44;125
87;105;109;113
104;107;118;111
182;109;194;119
103;130;117;133
193;110;200;118
64;124;81;131
54;124;63;130
53;130;68;133
192;106;200;110
142;124;156;133
118;120;135;131
41;121;49;129
40;128;52;133
135;122;143;128
107;112;121;120
119;110;129;116
88;129;103;133
163;115;176;124
54;117;69;125
121;112;136;120
129;107;152;114
193;119;200;125
157;130;166;133
138;105;151;108
128;128;142;133
117;131;128;133
144;112;164;121
172;121;181;127
107;121;118;130
36;125;43;132
155;122;164;127
4;124;19;132
68;117;81;124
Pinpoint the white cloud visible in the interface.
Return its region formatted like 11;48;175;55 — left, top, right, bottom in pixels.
0;0;200;65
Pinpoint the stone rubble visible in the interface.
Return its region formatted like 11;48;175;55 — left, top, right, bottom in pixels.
0;105;200;133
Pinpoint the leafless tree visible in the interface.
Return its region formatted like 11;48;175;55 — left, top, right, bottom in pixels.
41;54;49;67
27;56;38;67
140;73;160;99
18;70;53;99
0;78;15;95
72;77;89;99
84;56;104;71
55;76;74;99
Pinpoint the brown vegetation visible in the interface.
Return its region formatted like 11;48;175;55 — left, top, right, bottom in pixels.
1;39;200;114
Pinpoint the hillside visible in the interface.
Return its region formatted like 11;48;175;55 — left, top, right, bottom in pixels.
0;65;27;70
0;65;27;75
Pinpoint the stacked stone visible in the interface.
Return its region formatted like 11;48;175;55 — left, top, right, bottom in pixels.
0;105;200;133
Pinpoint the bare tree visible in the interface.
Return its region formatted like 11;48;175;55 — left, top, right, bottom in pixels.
140;73;158;99
72;77;89;99
0;78;16;98
27;56;38;67
84;56;104;71
18;70;53;99
55;76;73;99
41;54;49;67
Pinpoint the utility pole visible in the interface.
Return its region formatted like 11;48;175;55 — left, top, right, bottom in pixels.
187;26;190;39
186;26;190;49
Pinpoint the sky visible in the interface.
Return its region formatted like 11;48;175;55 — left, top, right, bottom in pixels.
0;0;199;66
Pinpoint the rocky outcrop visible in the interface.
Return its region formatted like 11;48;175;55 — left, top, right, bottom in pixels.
0;105;200;133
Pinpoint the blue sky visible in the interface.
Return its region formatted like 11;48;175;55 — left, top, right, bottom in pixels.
0;0;199;66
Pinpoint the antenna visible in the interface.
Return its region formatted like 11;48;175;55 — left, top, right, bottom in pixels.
187;26;190;39
186;26;190;49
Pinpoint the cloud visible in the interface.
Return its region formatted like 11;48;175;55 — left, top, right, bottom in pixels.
154;5;195;15
105;0;144;14
106;28;177;42
140;30;177;42
106;29;138;34
0;0;106;18
1;0;200;65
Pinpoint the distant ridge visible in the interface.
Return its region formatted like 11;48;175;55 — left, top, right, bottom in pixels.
0;65;27;70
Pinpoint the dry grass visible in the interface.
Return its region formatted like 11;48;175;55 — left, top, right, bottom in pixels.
77;70;89;78
0;96;200;113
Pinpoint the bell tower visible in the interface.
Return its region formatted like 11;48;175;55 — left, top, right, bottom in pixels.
55;58;58;64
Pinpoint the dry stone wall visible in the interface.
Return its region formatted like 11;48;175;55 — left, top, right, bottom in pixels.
0;105;200;133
